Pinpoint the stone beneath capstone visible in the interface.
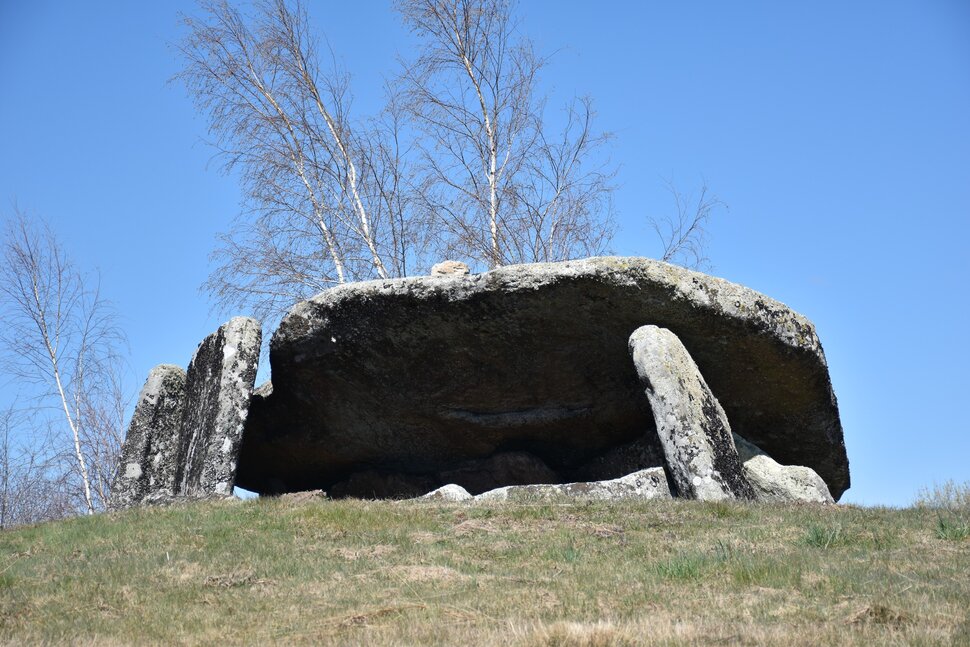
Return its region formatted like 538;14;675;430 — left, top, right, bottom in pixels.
475;467;671;502
278;489;328;504
421;484;473;502
438;451;560;495
629;325;754;501
235;257;848;499
431;260;471;276
329;469;437;499
733;434;834;503
570;434;665;483
108;364;186;510
174;317;261;498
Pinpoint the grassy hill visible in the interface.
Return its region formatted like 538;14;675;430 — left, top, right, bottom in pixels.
1;496;968;645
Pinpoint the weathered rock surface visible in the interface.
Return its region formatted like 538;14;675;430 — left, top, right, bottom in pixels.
235;257;848;499
431;260;471;276
734;434;834;503
175;317;261;498
109;364;186;510
421;484;473;502
438;451;560;495
629;325;754;500
475;468;671;502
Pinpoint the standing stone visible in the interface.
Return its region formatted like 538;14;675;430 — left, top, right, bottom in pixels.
175;317;261;498
108;365;186;510
733;433;834;503
628;325;754;501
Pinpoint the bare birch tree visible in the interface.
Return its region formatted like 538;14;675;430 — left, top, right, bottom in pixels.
649;181;725;270
178;0;430;320
397;0;614;268
0;407;9;528
178;0;614;319
78;370;128;507
0;407;75;529
0;211;128;515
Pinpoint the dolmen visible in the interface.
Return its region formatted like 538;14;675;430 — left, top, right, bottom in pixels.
110;257;847;509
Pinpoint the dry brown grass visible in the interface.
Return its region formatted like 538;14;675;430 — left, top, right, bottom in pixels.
0;496;967;645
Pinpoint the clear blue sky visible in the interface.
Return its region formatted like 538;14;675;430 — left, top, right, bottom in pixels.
1;1;967;506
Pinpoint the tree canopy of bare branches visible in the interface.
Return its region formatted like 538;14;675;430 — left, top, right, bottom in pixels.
649;182;726;271
178;0;429;320
0;407;77;529
0;210;128;517
178;0;615;321
398;0;614;267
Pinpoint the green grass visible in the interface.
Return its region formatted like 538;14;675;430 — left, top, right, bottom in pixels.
654;553;705;581
915;479;970;543
1;497;968;645
802;522;850;548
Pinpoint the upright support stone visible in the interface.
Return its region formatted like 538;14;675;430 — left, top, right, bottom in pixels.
108;364;186;510
628;325;754;501
175;317;261;498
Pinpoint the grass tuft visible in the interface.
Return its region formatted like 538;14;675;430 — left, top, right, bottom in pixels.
936;515;970;541
712;539;801;587
913;479;970;510
914;479;970;541
703;500;752;519
655;553;706;580
802;522;850;548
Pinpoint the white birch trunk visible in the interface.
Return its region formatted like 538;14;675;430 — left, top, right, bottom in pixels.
455;25;501;267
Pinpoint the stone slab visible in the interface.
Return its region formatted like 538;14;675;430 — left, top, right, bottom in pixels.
175;317;261;497
108;364;186;510
629;325;754;501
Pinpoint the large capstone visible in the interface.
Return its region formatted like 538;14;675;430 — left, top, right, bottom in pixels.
175;317;261;498
108;364;186;510
629;325;754;500
235;257;849;499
